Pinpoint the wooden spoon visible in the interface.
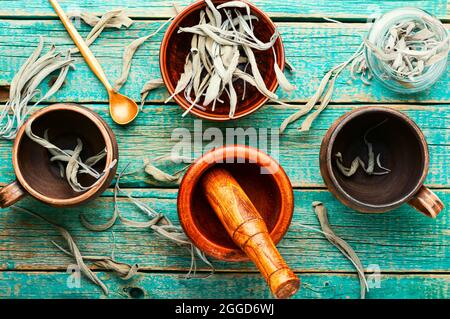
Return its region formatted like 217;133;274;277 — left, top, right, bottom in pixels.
49;0;139;125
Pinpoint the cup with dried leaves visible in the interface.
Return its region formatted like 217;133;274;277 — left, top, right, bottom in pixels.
0;103;119;208
319;106;444;218
160;0;294;121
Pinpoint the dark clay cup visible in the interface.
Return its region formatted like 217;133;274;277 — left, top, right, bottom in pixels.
320;106;444;218
160;0;285;121
0;103;119;208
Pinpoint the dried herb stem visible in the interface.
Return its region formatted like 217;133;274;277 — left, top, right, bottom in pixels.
114;18;174;91
80;161;213;278
11;206;139;295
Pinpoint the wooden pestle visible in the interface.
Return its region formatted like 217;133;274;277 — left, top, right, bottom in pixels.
201;167;300;299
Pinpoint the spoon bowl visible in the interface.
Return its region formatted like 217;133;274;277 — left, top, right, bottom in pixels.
109;91;139;125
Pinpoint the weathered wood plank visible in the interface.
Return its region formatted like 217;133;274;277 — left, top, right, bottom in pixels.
0;271;448;299
0;0;447;20
0;189;447;272
0;20;448;104
1;104;448;188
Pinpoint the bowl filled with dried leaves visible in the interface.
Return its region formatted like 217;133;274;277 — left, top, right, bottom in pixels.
160;0;293;120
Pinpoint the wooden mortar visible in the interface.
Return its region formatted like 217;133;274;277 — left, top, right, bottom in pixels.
178;145;299;299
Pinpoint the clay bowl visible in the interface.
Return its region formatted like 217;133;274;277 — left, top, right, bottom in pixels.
320;107;431;213
160;0;285;121
8;103;118;208
178;145;294;261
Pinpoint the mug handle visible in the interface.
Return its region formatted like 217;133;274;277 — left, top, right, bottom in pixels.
408;186;444;218
0;180;27;208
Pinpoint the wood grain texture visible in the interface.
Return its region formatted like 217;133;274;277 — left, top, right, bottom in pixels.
0;0;447;19
0;20;448;104
0;271;448;299
0;189;447;272
1;104;448;188
0;0;449;300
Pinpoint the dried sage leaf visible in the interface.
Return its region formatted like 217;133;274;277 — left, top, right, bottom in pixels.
52;241;139;280
79;10;133;29
12;206;110;295
280;43;364;134
70;9;132;55
166;54;194;103
140;78;165;110
335;153;362;177
114;18;174;91
335;119;390;177
144;154;192;185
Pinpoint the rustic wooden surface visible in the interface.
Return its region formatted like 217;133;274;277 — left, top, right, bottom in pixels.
0;0;448;299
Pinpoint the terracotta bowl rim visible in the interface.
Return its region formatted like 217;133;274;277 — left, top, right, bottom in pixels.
12;103;117;207
320;106;429;213
160;0;285;121
177;144;294;262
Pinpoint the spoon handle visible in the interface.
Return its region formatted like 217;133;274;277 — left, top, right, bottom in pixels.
49;0;113;91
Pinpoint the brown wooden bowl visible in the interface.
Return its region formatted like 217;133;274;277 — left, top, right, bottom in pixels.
0;103;118;208
178;145;294;261
319;106;444;217
160;0;285;121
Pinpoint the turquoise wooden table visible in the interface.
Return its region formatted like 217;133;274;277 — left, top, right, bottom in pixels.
0;1;448;299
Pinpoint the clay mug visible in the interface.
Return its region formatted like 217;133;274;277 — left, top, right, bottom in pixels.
320;106;444;218
0;103;119;208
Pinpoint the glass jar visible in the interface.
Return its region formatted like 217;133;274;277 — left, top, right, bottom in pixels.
365;7;448;94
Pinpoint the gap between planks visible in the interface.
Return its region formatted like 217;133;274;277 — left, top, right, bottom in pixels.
1;268;448;275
